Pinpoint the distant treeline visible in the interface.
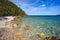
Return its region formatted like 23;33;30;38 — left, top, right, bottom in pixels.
0;0;26;16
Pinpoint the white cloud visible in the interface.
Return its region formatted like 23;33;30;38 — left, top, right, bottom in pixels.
41;4;46;7
18;3;60;15
23;6;60;15
10;0;60;15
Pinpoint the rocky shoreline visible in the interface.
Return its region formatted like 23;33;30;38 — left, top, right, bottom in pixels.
0;16;60;40
0;16;22;28
0;16;31;40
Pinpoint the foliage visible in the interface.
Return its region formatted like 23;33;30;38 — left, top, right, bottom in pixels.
0;0;26;16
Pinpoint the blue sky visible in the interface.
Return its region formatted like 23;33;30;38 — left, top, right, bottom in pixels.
10;0;60;15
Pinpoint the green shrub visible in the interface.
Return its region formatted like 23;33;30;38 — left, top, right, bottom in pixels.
0;0;26;16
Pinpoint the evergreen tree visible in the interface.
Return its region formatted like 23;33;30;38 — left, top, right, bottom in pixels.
0;0;26;16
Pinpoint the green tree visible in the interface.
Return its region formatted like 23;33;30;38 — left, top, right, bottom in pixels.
0;0;26;16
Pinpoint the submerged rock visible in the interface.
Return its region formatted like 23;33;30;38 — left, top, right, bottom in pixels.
37;33;46;40
24;25;32;30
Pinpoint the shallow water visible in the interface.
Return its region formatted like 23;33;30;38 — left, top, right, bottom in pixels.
20;16;60;40
0;16;60;40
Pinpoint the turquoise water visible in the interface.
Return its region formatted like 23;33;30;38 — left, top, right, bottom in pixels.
20;16;60;40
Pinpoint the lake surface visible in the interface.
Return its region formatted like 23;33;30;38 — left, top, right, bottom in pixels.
20;16;60;40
